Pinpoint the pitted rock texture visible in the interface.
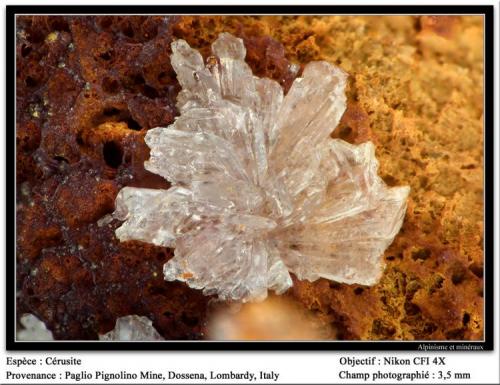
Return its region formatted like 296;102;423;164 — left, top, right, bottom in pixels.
16;15;483;340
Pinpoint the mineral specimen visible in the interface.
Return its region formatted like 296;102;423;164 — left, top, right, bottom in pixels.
17;314;54;341
112;32;410;302
99;315;164;341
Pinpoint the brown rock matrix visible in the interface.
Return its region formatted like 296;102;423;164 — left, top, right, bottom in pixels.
16;15;483;340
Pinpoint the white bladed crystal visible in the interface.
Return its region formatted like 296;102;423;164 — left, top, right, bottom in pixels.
99;315;164;341
112;33;410;302
17;314;54;341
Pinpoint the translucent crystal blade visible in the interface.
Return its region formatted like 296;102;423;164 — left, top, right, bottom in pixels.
270;62;347;162
99;315;164;341
171;39;221;111
256;78;284;150
279;184;409;285
17;314;54;341
309;140;381;223
114;186;210;248
269;62;348;200
275;139;410;284
145;127;250;185
266;244;293;294
211;32;246;61
170;104;262;185
163;214;278;302
211;33;256;105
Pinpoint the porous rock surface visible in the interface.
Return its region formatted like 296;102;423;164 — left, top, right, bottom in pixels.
16;15;483;340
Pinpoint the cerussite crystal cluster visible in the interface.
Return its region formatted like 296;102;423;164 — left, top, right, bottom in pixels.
99;315;164;341
112;33;410;302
